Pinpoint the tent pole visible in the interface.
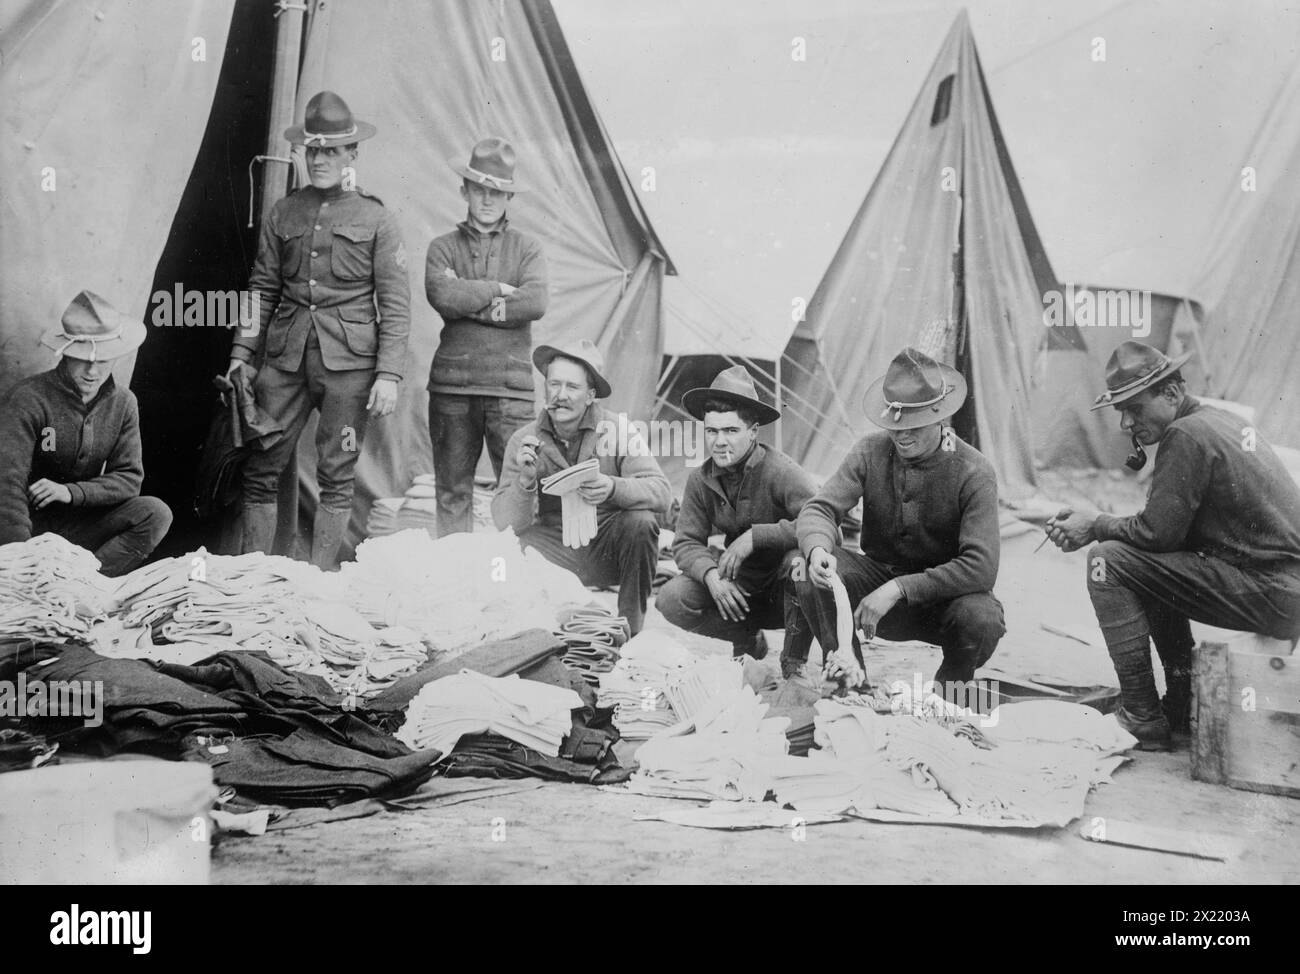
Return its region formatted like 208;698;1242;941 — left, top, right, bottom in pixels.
260;0;307;218
263;0;307;557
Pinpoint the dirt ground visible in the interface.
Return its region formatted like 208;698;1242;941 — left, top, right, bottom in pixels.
211;468;1299;884
210;748;1298;884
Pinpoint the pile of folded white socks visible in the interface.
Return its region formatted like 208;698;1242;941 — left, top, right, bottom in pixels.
99;550;427;697
0;534;114;639
396;670;584;756
555;605;630;685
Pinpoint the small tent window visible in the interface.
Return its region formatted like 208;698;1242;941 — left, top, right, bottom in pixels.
931;74;954;126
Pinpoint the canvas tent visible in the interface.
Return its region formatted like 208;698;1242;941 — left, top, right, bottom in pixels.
777;12;1055;495
1;0;672;557
0;0;235;397
1196;61;1300;452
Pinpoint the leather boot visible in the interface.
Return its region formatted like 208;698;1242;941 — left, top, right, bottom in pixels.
242;501;279;554
310;505;352;571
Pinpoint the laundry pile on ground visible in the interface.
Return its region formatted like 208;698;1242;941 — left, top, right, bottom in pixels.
596;630;694;739
396;670;583;756
611;693;1133;829
0;534;115;641
555;605;630;685
0;636;438;807
622;685;791;799
87;548;427;698
340;529;592;655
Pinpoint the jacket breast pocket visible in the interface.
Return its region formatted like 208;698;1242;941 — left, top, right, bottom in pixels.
331;224;376;281
276;220;312;277
337;304;377;356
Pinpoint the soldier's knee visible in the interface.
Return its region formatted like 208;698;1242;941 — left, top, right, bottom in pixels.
655;575;692;625
949;595;1004;641
1086;540;1131;589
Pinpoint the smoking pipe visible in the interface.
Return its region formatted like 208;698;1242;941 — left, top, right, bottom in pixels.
1125;434;1147;471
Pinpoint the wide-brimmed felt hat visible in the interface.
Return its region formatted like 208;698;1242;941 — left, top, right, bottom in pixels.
450;137;526;192
40;291;146;362
682;365;780;425
284;91;376;148
1089;340;1193;411
534;338;611;399
864;346;967;431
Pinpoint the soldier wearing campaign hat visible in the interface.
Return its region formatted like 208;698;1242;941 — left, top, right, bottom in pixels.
658;366;818;661
787;347;1005;692
0;291;172;575
1045;341;1300;749
425;137;550;537
229;91;411;570
492;339;669;635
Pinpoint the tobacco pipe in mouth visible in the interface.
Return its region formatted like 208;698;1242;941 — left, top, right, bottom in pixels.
1125;434;1148;471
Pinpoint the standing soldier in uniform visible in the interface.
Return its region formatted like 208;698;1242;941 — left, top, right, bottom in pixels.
228;91;410;569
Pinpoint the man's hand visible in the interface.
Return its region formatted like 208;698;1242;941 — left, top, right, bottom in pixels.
808;546;837;589
442;266;458;280
705;568;751;622
718;529;754;579
226;359;255;381
854;580;903;641
367;378;398;418
1045;507;1097;553
498;282;517;296
29;479;72;510
577;472;614;506
517;435;540;489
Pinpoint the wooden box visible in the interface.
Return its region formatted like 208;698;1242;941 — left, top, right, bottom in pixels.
1191;624;1300;798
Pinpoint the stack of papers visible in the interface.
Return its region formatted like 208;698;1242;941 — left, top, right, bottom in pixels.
396;670;584;757
541;459;600;548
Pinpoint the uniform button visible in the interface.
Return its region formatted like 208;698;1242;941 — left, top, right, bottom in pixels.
309;279;317;286
311;251;318;257
309;304;317;311
322;202;329;207
315;224;322;230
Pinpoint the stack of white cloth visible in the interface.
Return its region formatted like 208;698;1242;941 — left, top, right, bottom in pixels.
595;668;676;740
366;474;439;537
596;630;695;739
396;670;583;757
0;534;115;639
623;686;791;800
95;549;427;698
342;529;591;653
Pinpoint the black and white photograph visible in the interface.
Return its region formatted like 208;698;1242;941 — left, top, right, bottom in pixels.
0;0;1295;912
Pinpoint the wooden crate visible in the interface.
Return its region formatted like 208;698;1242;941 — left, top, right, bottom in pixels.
1191;624;1300;798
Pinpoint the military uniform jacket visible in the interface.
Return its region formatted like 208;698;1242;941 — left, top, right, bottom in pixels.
232;184;411;380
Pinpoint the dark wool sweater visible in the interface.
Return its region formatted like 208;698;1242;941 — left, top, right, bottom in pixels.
0;366;144;543
425;219;549;399
673;445;817;582
798;431;1001;605
1095;396;1300;570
